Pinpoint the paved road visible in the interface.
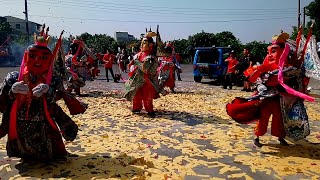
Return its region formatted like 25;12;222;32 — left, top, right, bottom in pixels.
0;65;320;179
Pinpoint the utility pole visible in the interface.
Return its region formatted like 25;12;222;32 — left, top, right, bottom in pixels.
303;7;306;28
298;0;301;28
24;0;29;39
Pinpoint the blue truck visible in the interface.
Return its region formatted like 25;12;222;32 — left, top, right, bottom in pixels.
193;46;232;83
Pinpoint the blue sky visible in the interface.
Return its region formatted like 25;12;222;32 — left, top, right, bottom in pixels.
0;0;313;43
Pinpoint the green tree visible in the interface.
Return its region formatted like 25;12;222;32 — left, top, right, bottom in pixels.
291;21;315;41
291;0;320;41
78;33;116;53
171;39;190;63
126;39;140;53
245;41;269;63
188;31;217;56
188;31;216;48
172;39;189;55
215;31;243;55
0;19;13;45
79;32;93;43
306;0;320;41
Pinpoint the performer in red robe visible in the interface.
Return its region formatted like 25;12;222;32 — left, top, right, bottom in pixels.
227;31;316;147
124;30;166;117
158;43;176;92
0;25;80;161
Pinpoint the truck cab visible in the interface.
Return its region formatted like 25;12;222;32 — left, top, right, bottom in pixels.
193;46;231;83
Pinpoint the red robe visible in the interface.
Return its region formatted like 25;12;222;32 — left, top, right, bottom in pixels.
227;55;286;138
159;56;175;90
131;52;157;112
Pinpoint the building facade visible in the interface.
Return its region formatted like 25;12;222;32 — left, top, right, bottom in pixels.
114;31;135;42
4;16;41;35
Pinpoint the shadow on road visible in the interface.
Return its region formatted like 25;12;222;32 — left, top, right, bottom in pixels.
157;110;230;126
79;90;123;99
262;142;320;160
15;153;148;179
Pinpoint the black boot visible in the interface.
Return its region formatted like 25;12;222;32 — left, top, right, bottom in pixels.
132;110;141;114
254;138;263;147
147;111;156;118
278;138;289;146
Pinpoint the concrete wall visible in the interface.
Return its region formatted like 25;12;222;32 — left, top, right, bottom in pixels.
114;32;129;42
4;16;41;34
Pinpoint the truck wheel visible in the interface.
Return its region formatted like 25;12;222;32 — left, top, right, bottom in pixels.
194;76;202;82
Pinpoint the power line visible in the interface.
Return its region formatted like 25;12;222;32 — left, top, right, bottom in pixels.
30;0;297;14
36;0;299;12
26;14;296;24
29;0;297;18
0;0;299;12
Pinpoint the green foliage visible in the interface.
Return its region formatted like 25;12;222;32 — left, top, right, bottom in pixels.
188;31;217;47
1;24;275;64
306;0;320;41
186;31;244;57
78;33;117;53
126;39;141;53
172;39;189;55
0;19;14;45
291;0;320;41
306;0;320;20
245;41;269;63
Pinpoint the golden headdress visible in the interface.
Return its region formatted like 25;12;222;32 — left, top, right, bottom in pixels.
33;24;51;46
272;32;290;44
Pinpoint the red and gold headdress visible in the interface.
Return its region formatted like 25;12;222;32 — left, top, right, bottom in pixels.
33;24;51;47
271;31;290;46
142;27;157;43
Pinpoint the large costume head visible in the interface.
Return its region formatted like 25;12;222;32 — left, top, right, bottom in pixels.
23;25;53;76
266;32;290;64
140;31;156;53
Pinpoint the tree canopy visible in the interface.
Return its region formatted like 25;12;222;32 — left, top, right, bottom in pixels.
291;0;320;41
0;19;13;45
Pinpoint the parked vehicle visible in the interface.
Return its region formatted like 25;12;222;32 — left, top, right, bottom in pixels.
193;46;231;83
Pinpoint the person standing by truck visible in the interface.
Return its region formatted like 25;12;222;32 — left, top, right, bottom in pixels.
238;48;255;92
223;50;238;90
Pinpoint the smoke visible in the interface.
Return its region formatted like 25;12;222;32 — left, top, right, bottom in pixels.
7;37;71;67
9;42;27;66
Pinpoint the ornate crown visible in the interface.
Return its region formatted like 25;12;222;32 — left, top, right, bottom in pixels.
272;31;290;44
144;27;157;38
33;24;51;46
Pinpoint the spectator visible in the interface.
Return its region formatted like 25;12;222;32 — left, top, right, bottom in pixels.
223;51;238;90
238;48;255;92
103;50;117;82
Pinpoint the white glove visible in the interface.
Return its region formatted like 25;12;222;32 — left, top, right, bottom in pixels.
32;83;49;97
11;81;29;95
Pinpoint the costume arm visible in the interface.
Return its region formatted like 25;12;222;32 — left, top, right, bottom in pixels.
50;103;78;141
46;75;61;103
0;72;19;138
0;79;9;138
